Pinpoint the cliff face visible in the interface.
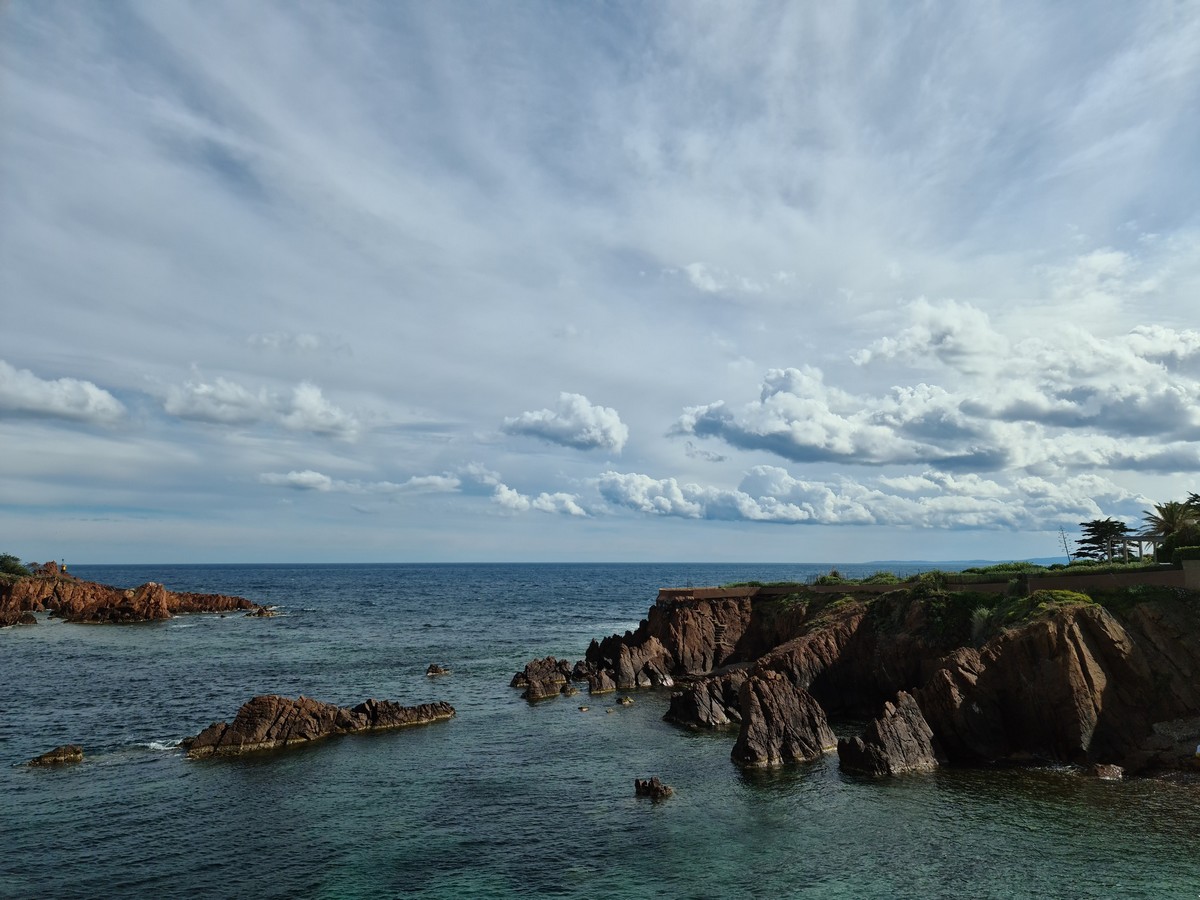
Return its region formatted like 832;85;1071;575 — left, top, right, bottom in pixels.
558;587;1200;774
0;574;260;625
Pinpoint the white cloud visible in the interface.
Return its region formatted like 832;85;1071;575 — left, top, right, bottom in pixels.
491;482;586;516
600;466;1148;531
503;392;628;453
0;360;125;425
166;376;359;440
680;308;1200;476
259;470;460;494
259;470;334;491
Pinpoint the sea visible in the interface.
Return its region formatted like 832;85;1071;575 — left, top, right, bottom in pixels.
2;562;1198;899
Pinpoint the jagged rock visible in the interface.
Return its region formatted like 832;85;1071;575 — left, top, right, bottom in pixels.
426;663;451;677
1091;763;1124;780
182;695;455;758
511;656;575;701
511;656;572;689
664;670;747;731
245;606;277;618
617;695;634;706
838;691;945;775
919;605;1158;766
731;670;836;768
587;670;617;694
28;744;84;766
560;684;579;697
634;776;673;800
0;574;261;624
17;612;36;626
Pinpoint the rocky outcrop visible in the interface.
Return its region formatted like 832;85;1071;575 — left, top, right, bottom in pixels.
731;670;836;768
27;744;84;767
634;776;673;800
838;692;944;775
182;695;455;759
510;656;574;701
0;574;261;625
524;581;1200;777
664;669;748;731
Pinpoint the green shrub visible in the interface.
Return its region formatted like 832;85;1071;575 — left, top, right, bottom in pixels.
991;589;1093;626
861;571;901;584
0;553;29;577
1171;546;1200;565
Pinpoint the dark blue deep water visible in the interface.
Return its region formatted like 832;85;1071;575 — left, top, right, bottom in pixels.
3;563;1198;898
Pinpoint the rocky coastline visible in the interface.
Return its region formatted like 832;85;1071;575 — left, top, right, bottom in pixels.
514;582;1200;777
0;569;263;625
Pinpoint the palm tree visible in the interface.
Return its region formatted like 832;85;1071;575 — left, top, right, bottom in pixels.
1143;500;1200;558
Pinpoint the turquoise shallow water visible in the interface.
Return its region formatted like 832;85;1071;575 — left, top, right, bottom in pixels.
2;563;1198;899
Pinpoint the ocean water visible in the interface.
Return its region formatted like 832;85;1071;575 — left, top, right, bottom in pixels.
2;562;1198;899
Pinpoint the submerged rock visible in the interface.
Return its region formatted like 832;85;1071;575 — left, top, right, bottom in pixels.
28;744;84;767
426;663;451;677
182;695;455;759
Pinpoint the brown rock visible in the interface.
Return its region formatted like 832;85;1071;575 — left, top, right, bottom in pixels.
587;669;617;694
28;744;84;766
426;663;451;677
838;692;945;776
634;776;673;800
664;669;747;731
0;573;262;624
731;670;836;768
183;695;455;758
1091;763;1124;780
17;612;36;626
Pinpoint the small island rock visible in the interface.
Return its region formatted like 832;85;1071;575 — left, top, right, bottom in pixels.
182;695;455;759
634;777;673;800
28;744;84;767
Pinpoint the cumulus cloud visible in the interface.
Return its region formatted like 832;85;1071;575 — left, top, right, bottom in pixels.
491;482;586;516
676;366;1002;469
0;360;125;424
503;392;628;453
680;304;1200;476
166;376;359;439
259;470;460;494
852;298;1006;374
599;466;1146;530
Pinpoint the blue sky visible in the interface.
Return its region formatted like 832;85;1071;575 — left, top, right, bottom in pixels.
3;1;1200;564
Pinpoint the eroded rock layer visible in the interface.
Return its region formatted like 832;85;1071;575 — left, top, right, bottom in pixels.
183;695;455;758
1;574;260;625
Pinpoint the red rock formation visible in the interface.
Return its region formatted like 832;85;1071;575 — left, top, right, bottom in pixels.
838;692;945;775
510;656;574;700
663;668;748;731
183;695;455;758
731;670;836;768
0;574;260;625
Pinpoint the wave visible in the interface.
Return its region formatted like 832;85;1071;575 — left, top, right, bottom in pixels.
140;740;181;752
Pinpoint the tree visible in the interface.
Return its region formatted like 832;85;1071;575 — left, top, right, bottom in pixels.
1144;500;1200;558
1075;519;1131;562
0;553;29;577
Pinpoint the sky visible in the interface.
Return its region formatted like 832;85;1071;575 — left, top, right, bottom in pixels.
3;1;1200;564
